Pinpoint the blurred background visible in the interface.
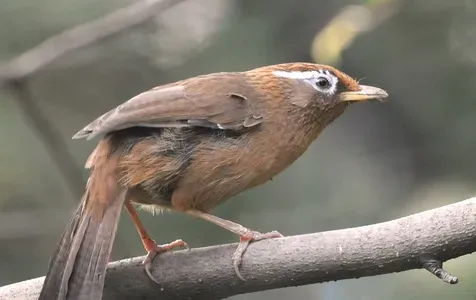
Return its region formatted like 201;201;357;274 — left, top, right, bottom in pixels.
1;0;476;299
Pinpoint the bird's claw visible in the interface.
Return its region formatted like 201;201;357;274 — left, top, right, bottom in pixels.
233;230;283;281
142;239;189;284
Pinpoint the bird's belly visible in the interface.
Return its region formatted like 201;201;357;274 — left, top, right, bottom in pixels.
170;133;310;212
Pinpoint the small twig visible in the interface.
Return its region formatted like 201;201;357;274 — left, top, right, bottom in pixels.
8;80;85;200
0;0;187;84
420;255;459;284
0;0;190;197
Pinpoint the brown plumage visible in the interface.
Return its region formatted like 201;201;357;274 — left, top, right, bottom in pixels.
39;63;387;300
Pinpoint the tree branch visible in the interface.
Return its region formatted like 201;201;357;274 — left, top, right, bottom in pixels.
1;197;475;299
0;0;188;200
8;80;86;200
0;0;187;84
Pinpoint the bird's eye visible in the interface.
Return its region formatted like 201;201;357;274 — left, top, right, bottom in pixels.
316;77;331;89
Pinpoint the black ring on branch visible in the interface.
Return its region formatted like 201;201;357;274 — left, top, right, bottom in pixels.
419;255;458;284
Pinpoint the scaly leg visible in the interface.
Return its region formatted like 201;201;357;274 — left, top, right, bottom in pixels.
125;201;189;283
185;209;283;281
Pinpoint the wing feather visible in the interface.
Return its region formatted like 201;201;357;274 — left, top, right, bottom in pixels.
73;73;263;140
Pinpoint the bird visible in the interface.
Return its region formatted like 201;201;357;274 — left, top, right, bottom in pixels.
38;62;388;300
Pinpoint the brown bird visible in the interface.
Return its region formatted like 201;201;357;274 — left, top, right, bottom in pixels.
38;62;387;300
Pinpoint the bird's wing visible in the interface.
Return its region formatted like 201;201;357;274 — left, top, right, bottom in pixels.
73;73;263;140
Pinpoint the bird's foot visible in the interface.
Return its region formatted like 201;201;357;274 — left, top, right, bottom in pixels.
233;230;283;281
142;238;189;283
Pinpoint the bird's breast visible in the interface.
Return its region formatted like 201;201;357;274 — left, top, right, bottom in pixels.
170;121;323;211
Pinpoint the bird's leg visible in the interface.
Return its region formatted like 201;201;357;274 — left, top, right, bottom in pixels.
124;201;189;282
185;209;283;280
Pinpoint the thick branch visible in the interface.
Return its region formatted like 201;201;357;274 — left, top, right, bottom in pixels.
1;198;476;300
0;0;186;83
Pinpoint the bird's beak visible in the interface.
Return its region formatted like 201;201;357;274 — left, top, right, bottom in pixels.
339;85;388;102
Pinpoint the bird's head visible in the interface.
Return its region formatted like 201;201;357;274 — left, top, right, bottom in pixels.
249;63;388;109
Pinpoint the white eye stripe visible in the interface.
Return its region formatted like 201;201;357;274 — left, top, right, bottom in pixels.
272;70;338;95
272;70;326;79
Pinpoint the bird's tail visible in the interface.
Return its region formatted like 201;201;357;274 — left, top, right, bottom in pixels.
39;155;126;300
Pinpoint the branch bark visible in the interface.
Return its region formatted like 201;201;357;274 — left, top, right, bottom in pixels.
1;198;475;300
0;0;187;84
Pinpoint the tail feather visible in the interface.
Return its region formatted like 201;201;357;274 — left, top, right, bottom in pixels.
39;188;126;300
39;201;84;299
